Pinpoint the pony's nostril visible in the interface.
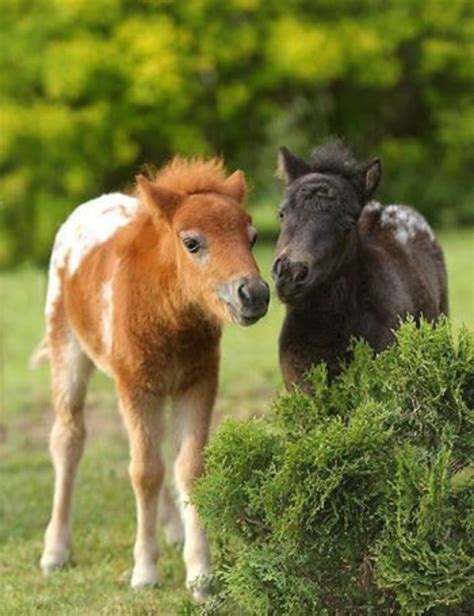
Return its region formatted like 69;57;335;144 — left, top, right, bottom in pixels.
238;282;252;305
294;264;309;285
237;279;270;310
272;257;283;279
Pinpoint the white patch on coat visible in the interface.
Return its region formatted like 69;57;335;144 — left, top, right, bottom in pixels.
364;200;382;213
381;205;435;245
45;193;138;317
101;280;114;355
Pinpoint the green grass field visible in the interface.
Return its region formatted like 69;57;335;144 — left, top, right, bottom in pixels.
0;231;472;615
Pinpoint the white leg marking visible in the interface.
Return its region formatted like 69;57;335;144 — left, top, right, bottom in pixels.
172;383;214;602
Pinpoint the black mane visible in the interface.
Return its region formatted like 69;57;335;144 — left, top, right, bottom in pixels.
279;139;382;203
309;139;360;179
308;139;371;201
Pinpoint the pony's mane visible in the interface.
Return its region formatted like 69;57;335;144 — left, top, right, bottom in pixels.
309;139;360;179
145;156;230;196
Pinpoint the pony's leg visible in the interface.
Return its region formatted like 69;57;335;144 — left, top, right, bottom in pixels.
41;328;93;574
118;386;164;589
439;283;449;317
159;483;184;545
172;376;216;601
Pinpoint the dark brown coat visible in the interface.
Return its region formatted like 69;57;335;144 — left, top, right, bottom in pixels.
273;141;448;388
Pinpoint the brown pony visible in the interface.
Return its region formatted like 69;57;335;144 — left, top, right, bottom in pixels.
33;158;269;600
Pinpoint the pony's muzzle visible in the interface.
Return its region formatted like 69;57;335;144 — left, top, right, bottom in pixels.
218;276;270;326
272;255;310;302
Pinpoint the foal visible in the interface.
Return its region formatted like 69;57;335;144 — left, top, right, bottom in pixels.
36;158;269;599
272;140;448;387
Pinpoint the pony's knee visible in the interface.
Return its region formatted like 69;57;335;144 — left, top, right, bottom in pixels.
49;415;86;459
129;460;164;497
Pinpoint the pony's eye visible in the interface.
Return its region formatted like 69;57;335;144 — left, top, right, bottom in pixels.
183;237;201;254
278;210;284;221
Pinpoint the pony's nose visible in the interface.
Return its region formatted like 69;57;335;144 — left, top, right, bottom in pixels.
238;277;270;309
272;255;296;282
217;276;269;325
272;255;310;299
272;256;308;285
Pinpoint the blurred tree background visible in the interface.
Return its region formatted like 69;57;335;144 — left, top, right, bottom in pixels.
0;0;473;266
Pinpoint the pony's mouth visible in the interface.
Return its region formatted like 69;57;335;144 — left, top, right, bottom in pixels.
225;301;263;326
275;279;311;303
277;288;309;305
275;271;323;305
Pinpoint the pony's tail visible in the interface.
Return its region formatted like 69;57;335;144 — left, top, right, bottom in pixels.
29;335;49;369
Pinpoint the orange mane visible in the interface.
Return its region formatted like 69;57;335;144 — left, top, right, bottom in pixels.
140;156;234;197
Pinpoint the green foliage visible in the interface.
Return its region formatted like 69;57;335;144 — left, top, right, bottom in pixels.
0;0;473;265
194;319;474;614
376;447;474;613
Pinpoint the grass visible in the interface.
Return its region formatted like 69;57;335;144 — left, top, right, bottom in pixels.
0;231;472;615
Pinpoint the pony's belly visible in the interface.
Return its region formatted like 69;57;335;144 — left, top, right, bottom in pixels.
77;334;115;378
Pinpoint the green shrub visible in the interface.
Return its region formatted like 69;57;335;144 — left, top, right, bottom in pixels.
193;319;474;614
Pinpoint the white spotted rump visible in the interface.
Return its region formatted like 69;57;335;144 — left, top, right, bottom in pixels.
381;204;435;245
46;193;138;317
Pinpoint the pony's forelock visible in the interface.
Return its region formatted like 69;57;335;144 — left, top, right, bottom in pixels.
309;138;359;178
138;156;233;197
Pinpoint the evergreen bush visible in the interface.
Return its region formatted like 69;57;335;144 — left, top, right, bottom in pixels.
193;319;474;614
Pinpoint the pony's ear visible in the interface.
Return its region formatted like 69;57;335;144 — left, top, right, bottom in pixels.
363;158;382;199
223;170;247;202
277;146;311;185
136;174;183;220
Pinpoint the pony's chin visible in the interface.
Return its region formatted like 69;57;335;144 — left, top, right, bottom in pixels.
236;313;261;326
223;301;264;326
277;287;310;305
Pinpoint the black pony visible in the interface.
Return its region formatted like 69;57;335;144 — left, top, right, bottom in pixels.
273;140;448;388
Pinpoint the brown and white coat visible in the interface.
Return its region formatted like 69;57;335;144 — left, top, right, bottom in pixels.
36;158;269;600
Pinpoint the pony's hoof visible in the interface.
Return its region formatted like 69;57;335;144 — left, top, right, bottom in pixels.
40;549;69;575
131;564;158;590
187;576;210;603
192;586;209;603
